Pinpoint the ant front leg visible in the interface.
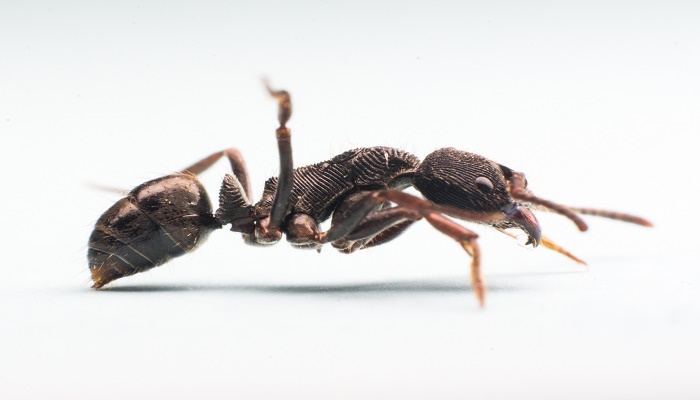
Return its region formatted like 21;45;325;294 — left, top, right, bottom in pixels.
421;213;483;306
320;190;494;306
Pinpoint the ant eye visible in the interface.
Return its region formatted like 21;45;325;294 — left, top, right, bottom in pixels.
475;176;493;192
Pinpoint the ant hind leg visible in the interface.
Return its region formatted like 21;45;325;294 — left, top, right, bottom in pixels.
182;148;253;201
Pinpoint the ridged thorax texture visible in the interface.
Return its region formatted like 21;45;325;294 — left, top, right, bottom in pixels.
414;147;512;213
255;147;420;221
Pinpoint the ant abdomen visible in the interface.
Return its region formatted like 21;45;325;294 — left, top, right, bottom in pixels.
87;173;220;288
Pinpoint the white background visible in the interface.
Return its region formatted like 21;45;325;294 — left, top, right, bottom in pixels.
1;1;698;399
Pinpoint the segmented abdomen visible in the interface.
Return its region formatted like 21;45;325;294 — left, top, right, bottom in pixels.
87;173;219;288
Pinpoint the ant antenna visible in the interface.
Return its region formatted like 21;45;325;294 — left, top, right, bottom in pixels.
508;173;589;232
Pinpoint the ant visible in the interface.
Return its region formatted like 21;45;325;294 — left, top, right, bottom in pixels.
88;82;652;306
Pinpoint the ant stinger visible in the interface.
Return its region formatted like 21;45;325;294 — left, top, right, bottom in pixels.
88;82;652;306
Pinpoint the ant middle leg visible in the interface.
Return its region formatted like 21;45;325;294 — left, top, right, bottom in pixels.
282;192;421;251
321;191;422;252
330;218;419;254
283;206;420;253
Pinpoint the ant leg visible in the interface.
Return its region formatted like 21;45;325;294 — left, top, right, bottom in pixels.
285;214;323;249
422;213;484;306
321;191;421;244
343;208;421;241
282;208;419;252
330;216;420;254
352;220;417;250
254;82;294;243
181;148;253;201
320;190;487;305
327;189;504;237
281;190;422;252
321;189;501;244
89;149;251;196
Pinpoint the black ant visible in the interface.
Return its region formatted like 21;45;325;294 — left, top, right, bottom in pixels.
88;82;652;306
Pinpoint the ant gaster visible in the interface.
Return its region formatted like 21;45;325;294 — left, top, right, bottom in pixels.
88;82;652;306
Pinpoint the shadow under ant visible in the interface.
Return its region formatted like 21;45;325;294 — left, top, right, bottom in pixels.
91;273;582;295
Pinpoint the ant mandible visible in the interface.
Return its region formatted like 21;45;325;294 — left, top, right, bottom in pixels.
87;82;652;306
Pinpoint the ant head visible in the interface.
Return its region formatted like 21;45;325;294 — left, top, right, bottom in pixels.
414;148;542;246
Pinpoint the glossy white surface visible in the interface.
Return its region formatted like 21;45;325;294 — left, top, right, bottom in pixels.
1;1;697;399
